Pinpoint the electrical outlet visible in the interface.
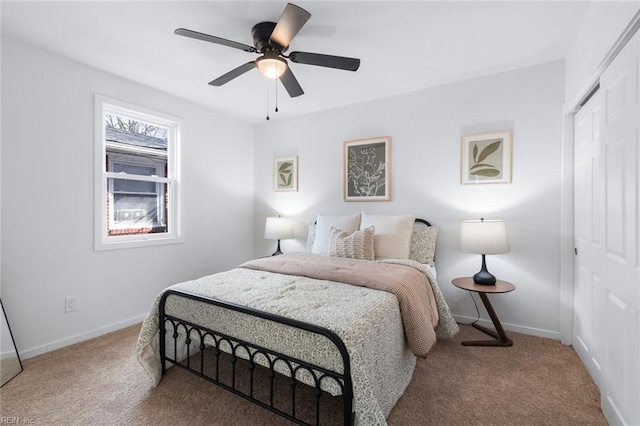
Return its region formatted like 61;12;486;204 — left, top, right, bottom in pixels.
65;297;78;313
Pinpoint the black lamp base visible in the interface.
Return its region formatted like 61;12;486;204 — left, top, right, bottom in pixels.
473;254;497;285
271;239;283;256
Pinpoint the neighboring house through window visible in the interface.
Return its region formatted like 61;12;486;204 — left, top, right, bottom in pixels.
95;95;182;250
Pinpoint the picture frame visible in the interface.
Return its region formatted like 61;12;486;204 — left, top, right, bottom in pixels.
344;136;391;201
274;156;298;192
461;131;512;185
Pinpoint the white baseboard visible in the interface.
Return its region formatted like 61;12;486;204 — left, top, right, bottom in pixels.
453;314;562;341
1;351;20;360
19;314;146;360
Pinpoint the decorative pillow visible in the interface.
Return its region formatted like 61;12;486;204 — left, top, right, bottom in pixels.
311;213;361;255
409;225;438;265
329;226;375;260
359;213;415;259
305;223;316;252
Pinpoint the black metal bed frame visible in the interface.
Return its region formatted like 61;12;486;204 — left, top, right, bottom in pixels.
159;289;354;425
158;218;432;424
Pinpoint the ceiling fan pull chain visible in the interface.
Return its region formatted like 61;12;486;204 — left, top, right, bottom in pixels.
275;71;279;113
266;88;270;121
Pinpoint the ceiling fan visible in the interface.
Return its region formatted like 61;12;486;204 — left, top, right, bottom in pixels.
174;3;360;98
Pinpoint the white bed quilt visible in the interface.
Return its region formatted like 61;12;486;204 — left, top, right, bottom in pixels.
136;258;458;425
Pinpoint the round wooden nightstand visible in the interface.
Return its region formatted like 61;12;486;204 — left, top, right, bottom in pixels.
452;277;515;347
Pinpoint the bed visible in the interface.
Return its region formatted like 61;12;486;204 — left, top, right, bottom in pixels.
136;214;459;425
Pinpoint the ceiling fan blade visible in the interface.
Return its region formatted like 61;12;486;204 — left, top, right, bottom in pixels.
175;28;256;53
289;51;360;71
279;66;304;98
209;62;257;86
269;3;311;49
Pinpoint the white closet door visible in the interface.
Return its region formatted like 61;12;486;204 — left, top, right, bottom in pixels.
573;92;603;387
598;30;639;426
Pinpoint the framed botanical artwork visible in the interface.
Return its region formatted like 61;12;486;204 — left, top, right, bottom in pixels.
274;156;298;192
344;136;391;201
461;131;512;184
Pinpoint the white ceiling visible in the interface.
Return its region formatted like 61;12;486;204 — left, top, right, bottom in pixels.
1;1;593;124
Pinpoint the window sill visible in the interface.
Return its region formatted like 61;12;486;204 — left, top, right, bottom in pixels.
94;234;184;251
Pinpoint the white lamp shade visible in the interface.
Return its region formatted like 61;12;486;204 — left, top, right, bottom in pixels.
460;219;510;255
264;217;294;240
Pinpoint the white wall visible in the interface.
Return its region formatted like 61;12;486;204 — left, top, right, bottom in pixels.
565;2;640;106
1;39;255;358
0;1;4;358
254;61;565;338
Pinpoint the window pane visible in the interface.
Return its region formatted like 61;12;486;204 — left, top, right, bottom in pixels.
113;179;156;194
107;152;167;178
105;113;168;152
108;179;168;236
112;163;156;175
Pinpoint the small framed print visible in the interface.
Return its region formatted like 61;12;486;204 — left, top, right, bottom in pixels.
274;156;298;192
461;131;512;184
344;136;391;201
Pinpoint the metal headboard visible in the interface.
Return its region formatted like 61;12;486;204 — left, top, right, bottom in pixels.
314;217;432;226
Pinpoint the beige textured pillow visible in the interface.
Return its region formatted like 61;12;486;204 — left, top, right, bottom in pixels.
360;213;415;259
328;226;375;260
409;225;438;265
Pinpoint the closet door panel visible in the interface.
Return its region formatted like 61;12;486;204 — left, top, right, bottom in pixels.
599;30;639;426
573;88;602;384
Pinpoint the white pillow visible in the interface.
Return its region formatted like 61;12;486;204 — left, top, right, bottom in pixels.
311;213;361;255
360;213;415;259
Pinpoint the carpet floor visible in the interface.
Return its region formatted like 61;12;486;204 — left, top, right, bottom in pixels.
0;323;606;425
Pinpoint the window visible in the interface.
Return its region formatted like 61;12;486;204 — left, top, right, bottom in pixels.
95;95;182;250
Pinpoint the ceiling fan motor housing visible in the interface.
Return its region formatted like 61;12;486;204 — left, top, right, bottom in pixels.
251;22;286;53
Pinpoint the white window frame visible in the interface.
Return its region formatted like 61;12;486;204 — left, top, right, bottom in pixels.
94;94;183;251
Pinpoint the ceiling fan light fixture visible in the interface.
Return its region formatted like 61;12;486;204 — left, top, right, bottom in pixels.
256;55;287;79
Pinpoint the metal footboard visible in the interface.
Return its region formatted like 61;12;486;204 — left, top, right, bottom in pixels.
159;289;354;425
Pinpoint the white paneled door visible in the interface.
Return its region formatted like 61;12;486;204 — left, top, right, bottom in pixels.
573;91;603;387
598;30;639;426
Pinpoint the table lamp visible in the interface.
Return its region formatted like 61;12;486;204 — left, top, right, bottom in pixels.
460;218;510;285
264;216;294;256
